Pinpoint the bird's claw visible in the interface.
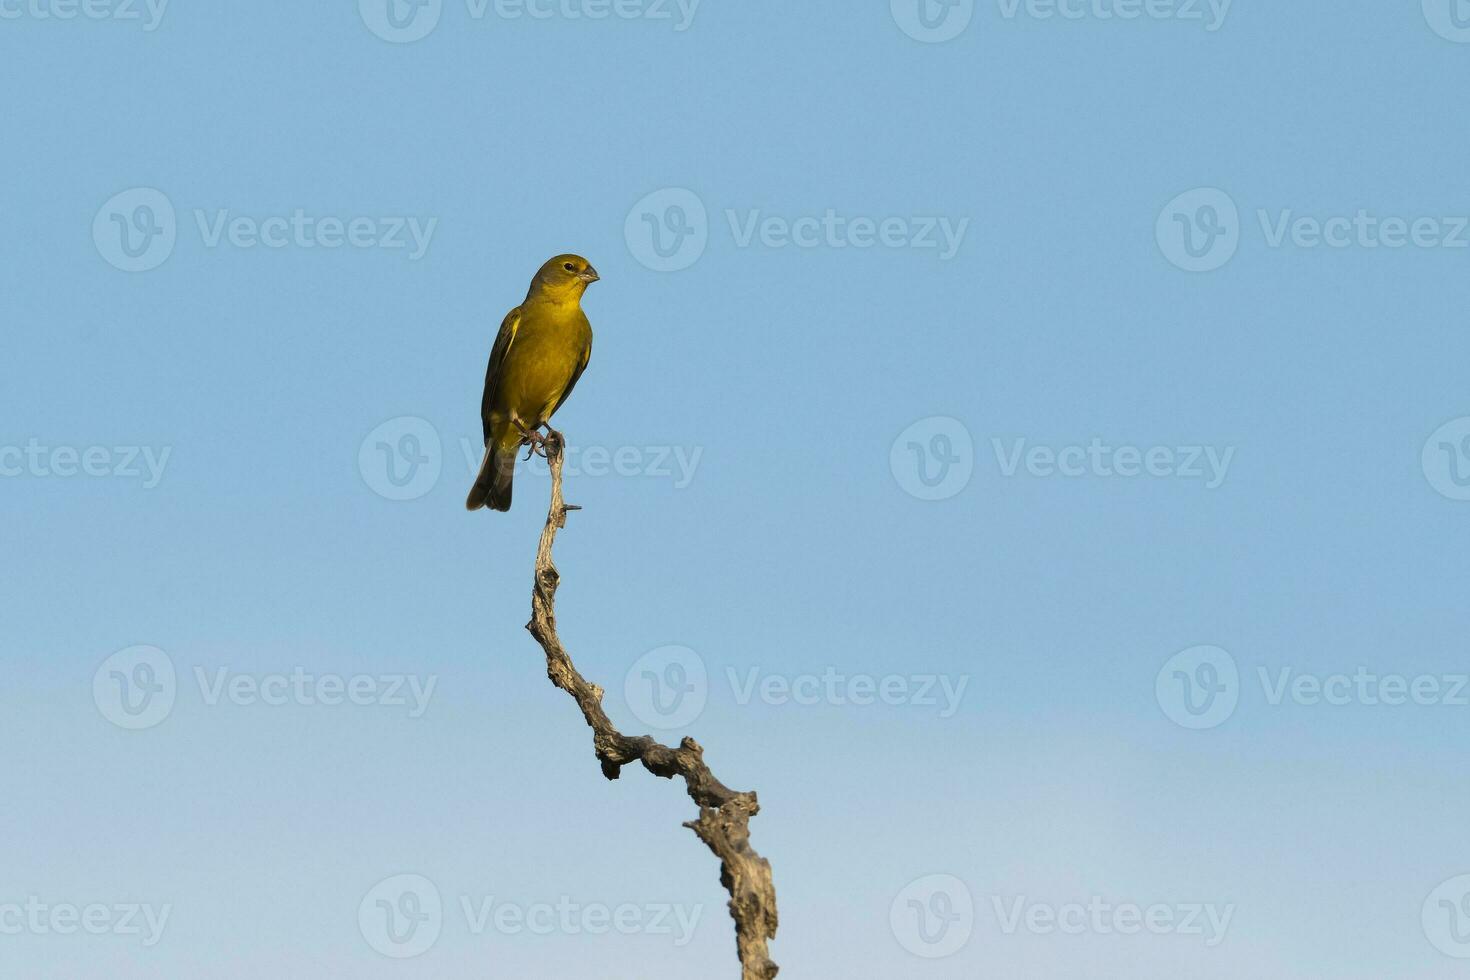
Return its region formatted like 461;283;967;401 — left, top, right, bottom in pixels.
519;430;548;460
515;421;564;460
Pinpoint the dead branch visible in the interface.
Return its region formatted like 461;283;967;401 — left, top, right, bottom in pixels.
523;430;779;980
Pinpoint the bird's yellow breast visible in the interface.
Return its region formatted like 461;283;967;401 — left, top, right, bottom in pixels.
490;303;590;428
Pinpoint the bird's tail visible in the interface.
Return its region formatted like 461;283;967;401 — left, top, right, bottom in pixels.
466;430;517;512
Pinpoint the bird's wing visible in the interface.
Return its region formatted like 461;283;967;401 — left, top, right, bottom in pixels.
480;305;522;443
549;330;592;419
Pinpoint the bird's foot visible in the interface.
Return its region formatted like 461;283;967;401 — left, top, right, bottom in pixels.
515;420;550;460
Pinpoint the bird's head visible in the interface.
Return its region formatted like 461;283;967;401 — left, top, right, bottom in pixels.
530;253;600;303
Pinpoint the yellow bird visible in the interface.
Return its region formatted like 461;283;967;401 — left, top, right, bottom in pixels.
467;254;597;512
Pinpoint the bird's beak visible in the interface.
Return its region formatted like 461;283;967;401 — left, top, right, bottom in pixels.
578;266;600;284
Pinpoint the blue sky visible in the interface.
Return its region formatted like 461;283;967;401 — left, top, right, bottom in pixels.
4;2;1470;977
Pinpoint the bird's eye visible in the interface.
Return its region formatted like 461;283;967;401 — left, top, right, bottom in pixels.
563;262;576;272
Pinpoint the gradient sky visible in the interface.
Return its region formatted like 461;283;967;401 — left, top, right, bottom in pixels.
4;2;1470;978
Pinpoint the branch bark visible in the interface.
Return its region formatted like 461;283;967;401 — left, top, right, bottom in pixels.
524;430;779;980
